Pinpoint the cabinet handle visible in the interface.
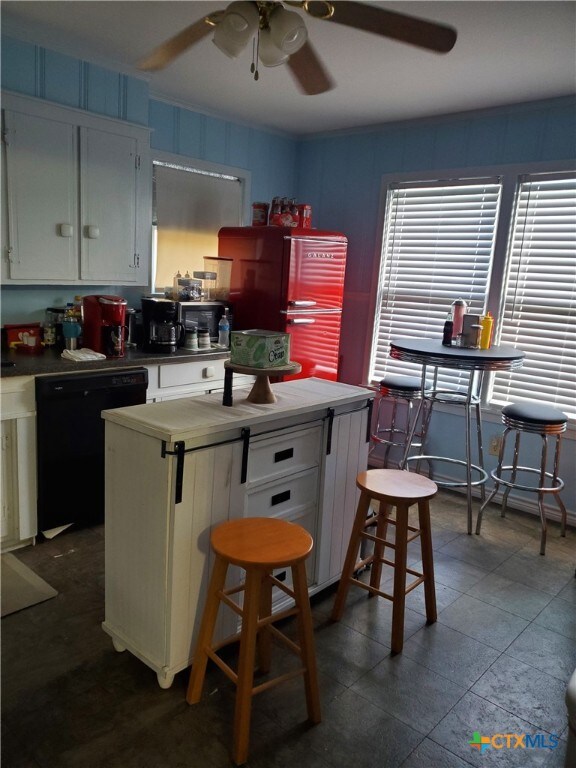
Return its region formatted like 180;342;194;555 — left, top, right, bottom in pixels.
59;224;73;238
271;489;291;506
274;447;293;463
287;318;315;325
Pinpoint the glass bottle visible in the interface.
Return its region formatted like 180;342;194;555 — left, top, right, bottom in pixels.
442;311;454;346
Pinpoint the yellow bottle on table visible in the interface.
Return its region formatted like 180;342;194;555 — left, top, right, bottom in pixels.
480;313;494;349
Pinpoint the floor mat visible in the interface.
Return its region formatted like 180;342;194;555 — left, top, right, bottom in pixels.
1;553;58;617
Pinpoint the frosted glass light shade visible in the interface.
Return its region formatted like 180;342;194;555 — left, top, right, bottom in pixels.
269;7;307;54
213;1;259;59
258;29;289;67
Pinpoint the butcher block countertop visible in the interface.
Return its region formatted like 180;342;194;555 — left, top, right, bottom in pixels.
102;378;373;444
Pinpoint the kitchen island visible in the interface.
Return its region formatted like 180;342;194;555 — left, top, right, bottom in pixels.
102;378;373;688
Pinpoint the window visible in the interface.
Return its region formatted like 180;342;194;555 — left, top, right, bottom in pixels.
370;169;576;419
152;155;248;293
491;173;576;418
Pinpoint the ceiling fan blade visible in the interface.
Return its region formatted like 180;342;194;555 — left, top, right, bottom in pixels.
314;1;457;54
287;41;335;95
138;18;213;72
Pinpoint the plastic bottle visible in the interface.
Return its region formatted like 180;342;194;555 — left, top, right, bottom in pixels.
72;295;84;346
451;298;467;337
173;269;182;300
442;311;454;346
218;308;230;347
480;312;494;349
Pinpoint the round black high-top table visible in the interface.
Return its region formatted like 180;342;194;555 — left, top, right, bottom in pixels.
389;338;525;534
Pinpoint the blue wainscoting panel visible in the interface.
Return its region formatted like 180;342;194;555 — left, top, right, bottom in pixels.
178;109;204;158
204;115;228;164
466;113;508;166
85;64;122;118
503;110;545;163
44;50;82;108
124;77;149;126
1;37;36;96
149;100;177;151
542;103;576;161
402;124;436;172
433;119;470;170
227;123;252;170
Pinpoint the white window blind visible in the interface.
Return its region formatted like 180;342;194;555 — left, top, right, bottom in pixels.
370;178;502;390
491;173;576;419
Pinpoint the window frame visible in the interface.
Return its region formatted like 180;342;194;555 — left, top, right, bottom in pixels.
367;159;574;431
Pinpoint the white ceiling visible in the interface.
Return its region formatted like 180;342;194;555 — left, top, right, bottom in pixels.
2;1;575;136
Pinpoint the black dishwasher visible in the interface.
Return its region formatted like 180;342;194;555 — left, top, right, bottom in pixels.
35;368;148;532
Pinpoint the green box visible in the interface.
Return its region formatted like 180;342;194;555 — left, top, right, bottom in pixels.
230;330;290;369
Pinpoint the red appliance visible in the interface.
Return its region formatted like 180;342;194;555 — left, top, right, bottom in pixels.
83;295;127;357
218;226;347;381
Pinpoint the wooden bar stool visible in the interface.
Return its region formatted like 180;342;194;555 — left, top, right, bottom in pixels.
186;517;321;766
331;469;438;654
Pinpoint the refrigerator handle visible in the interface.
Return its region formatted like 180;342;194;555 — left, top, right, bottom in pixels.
287;317;315;325
288;300;317;307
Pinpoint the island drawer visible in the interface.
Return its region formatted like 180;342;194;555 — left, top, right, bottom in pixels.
245;467;319;518
247;425;322;485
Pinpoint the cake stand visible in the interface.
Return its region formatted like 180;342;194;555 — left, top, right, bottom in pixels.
223;361;302;405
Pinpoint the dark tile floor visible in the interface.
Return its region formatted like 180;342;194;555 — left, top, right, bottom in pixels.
2;491;575;768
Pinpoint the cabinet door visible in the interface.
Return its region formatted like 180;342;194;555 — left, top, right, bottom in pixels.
4;110;78;280
79;127;140;282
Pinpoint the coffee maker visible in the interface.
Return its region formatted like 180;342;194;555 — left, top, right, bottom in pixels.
83;295;127;357
141;297;185;353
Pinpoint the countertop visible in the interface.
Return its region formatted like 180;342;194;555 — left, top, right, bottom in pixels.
0;346;230;378
102;377;373;444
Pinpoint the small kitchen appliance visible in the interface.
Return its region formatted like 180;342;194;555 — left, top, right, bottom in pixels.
141;297;185;353
83;295;127;357
178;301;225;343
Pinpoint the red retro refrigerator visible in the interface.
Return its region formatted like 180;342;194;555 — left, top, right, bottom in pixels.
218;226;347;381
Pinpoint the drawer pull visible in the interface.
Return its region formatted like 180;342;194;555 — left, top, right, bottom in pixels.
271;489;291;506
274;447;294;463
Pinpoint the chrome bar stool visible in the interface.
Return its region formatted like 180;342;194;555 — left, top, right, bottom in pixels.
475;402;568;555
369;374;427;468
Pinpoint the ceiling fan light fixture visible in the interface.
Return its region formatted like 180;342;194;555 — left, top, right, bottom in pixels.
269;7;308;54
212;1;259;58
258;28;289;67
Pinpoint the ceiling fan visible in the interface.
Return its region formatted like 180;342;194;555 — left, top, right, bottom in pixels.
138;1;457;96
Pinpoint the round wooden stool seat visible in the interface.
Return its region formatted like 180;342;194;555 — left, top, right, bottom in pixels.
187;517;320;766
332;469;438;654
357;468;438;503
212;517;313;569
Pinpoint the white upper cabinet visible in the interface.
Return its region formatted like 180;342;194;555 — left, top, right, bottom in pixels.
2;93;151;286
3;110;78;281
